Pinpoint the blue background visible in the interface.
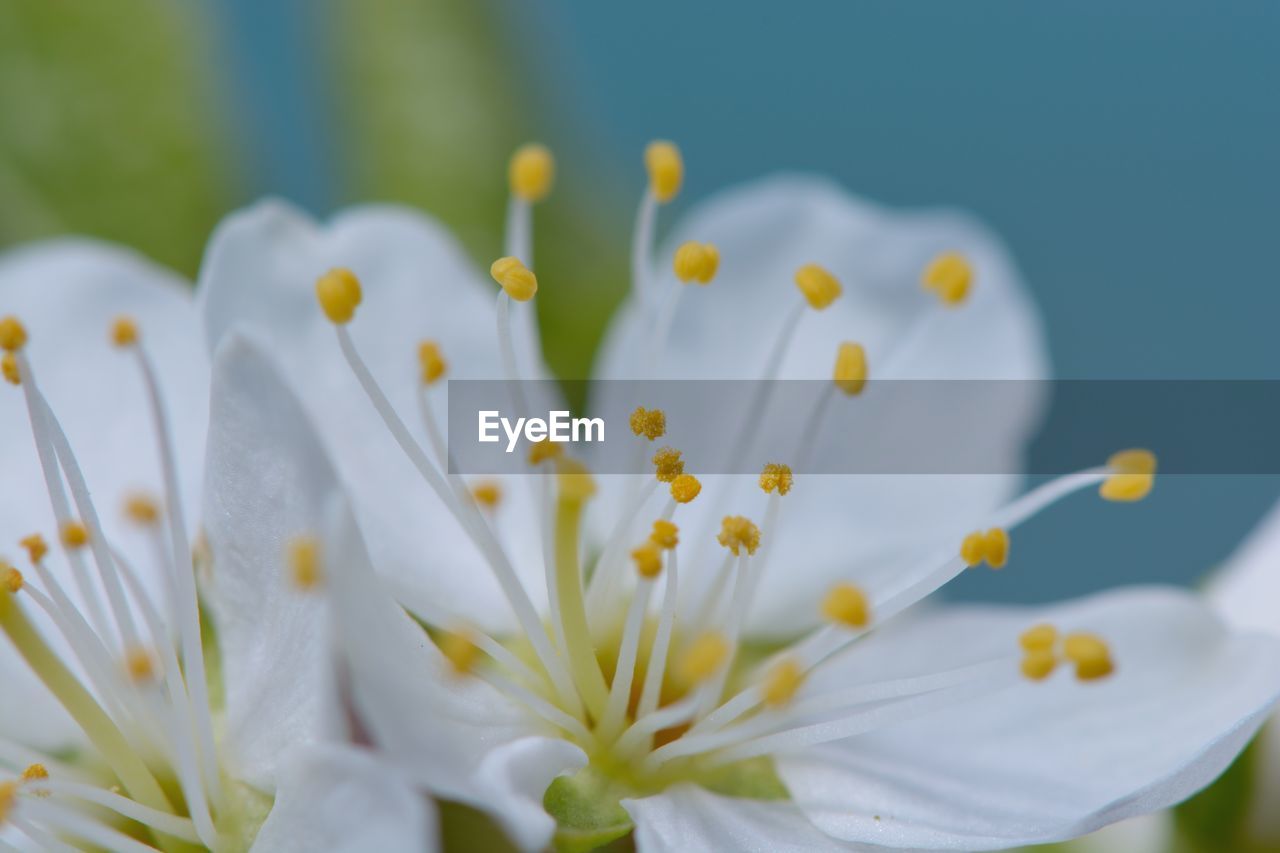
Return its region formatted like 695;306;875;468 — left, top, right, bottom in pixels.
214;0;1280;603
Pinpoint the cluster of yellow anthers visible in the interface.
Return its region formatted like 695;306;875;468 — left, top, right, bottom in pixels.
299;137;1155;783
1019;624;1115;681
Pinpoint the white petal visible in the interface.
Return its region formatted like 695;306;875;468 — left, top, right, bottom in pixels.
203;335;333;791
196;200;547;632
591;176;1047;635
777;586;1280;849
249;743;437;853
322;498;585;852
622;784;867;853
0;239;206;608
1208;497;1280;638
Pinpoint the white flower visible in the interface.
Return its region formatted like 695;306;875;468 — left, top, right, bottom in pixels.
0;243;432;851
195;142;1280;852
1206;498;1280;846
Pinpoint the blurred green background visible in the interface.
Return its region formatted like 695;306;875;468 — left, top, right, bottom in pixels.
2;0;1279;612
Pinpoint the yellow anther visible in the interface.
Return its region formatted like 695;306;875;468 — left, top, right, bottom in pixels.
821;583;870;629
673;241;719;284
1064;631;1115;681
644;140;683;203
471;480;502;509
490;256;538;302
761;658;806;708
287;536;323;591
316;267;362;324
1019;623;1058;652
669;473;702;504
833;342;868;396
1020;649;1059;681
1100;448;1157;503
794;263;842;310
110;316;139;347
528;437;563;466
650;519;679;550
557;458;597;503
0;780;17;824
21;764;47;784
759;462;793;496
60;521;89;550
124;493;161;526
922;252;972;306
961;527;1009;569
630;406;667;440
439;629;480;676
1;353;18;385
677;632;730;686
3;565;22;594
418;340;447;386
19;535;47;565
0;316;27;352
631;543;664;579
125;647;156;683
717;515;761;556
508;143;555;203
652;446;684;483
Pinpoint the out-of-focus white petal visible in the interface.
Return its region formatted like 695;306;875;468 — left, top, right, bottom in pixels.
777;586;1280;849
323;498;585;852
0;642;79;753
1208;498;1280;638
0;239;206;607
203;335;333;791
622;784;867;853
590;176;1047;636
196;200;546;632
249;743;436;853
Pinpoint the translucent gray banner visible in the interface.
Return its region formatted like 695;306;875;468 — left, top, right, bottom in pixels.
444;380;1279;475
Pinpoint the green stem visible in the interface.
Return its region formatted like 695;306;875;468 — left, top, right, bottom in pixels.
555;496;610;722
0;589;193;853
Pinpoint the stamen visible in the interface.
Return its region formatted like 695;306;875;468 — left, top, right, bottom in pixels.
1100;448;1157;502
1;560;21;593
1019;623;1058;651
672;241;719;285
676;632;731;689
490;257;538;303
650;519;679;550
0;315;28;351
652;447;684;482
470;480;503;510
528;437;563;466
59;521;89;550
630;407;667;441
960;527;1010;569
508;143;555;204
636;539;679;722
439;630;480;677
287;536;323;591
18;535;46;564
109;316;139;348
1;353;17;385
644;141;683;204
124;647;156;684
716;516;760;556
833;342;867;396
599;574;657;738
123;494;160;526
20;764;47;785
670;473;702;504
631;543;664;579
793;264;842;311
758;463;793;496
1020;650;1058;681
922;252;972;306
554;457;611;718
820;583;870;629
315;267;362;324
0;780;16;825
1064;631;1115;681
760;657;805;708
418;340;447;386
